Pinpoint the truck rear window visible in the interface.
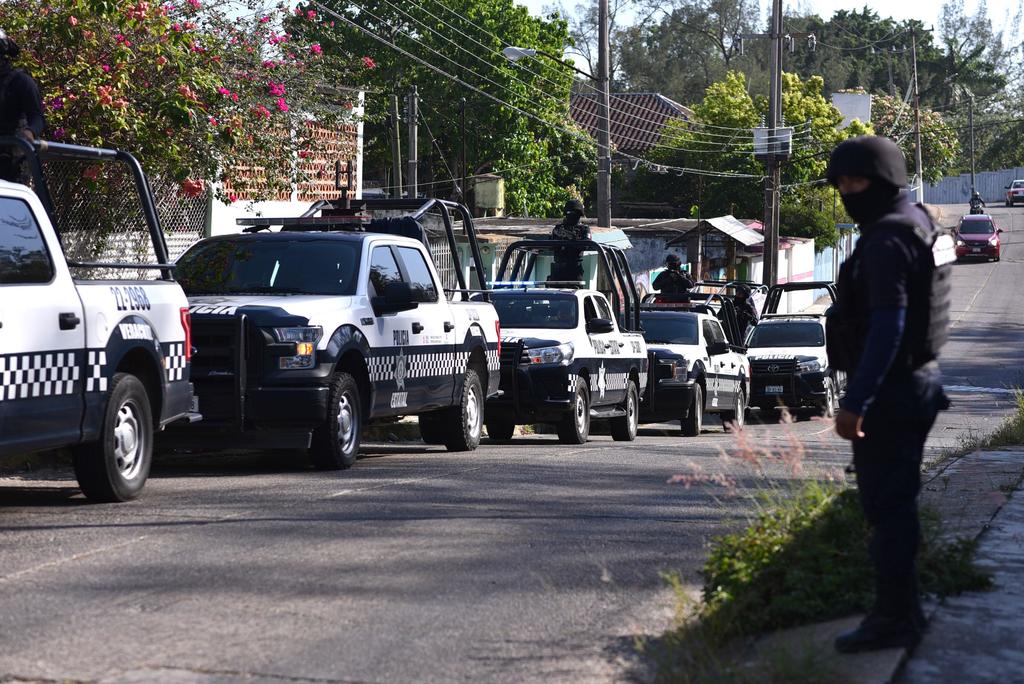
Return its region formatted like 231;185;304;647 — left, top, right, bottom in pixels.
491;294;578;329
748;322;824;347
177;239;359;296
640;314;699;345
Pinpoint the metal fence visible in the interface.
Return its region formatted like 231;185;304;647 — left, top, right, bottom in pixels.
33;156;206;278
925;167;1024;205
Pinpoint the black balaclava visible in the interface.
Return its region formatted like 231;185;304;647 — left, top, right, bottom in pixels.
825;136;908;225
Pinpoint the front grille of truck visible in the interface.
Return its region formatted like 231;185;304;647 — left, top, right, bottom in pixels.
751;359;797;375
190;315;250;424
500;339;527;366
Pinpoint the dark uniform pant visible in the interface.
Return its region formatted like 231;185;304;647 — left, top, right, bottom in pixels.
852;363;945;621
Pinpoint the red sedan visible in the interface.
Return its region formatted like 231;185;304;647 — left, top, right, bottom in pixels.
956;214;1002;262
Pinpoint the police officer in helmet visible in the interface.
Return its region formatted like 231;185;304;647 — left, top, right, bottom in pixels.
549;198;591;283
733;283;759;334
826;136;951;653
0;29;45;183
652;253;694;293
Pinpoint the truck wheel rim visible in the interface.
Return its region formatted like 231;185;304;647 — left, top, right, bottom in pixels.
628;387;637;432
466;384;481;438
113;401;145;481
575;388;587;434
337;393;357;452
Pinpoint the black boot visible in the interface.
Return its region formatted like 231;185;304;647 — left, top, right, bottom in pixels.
834;614;922;654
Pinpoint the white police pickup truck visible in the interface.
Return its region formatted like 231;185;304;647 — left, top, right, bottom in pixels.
746;314;845;417
0;140;197;502
485;287;647;443
165;199;501;469
640;307;750;435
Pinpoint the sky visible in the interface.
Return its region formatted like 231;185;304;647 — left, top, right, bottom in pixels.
518;0;1021;34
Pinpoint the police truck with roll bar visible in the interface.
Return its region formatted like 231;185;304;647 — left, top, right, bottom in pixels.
164;197;501;469
483;236;684;444
0;137;198;502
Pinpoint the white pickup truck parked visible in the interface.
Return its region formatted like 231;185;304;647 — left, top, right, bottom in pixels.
164;198;501;469
0;140;197;502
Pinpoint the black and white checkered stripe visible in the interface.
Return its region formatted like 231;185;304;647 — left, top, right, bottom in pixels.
164;343;187;382
86;351;107;393
369;348;497;384
0;351;81;401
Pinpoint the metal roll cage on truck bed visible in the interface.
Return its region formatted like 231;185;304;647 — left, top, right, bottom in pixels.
0;136;197;502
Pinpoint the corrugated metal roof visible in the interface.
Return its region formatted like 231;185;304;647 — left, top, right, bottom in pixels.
570;93;693;155
705;215;765;247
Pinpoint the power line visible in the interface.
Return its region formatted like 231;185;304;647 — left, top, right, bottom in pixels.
312;0;764;180
342;0;795;157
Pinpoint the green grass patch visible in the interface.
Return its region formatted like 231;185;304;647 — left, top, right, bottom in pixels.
652;481;993;683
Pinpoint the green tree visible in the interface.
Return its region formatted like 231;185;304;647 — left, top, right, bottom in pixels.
870;93;960;183
310;0;595;216
0;0;366;201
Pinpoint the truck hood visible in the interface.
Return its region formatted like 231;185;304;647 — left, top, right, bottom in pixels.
748;347;826;363
188;294;355;328
500;328;570;348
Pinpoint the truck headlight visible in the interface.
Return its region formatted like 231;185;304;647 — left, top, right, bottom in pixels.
796;359;821;373
273;326;323;369
524;342;574;366
660;359;689;380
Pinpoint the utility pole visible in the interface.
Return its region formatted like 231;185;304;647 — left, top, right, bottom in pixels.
407;85;418;199
910;28;924;203
969;94;976;195
460;98;467;203
596;0;612;229
389;94;403;198
761;0;783;287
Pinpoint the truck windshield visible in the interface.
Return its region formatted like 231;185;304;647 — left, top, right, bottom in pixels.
491;293;578;329
177;238;360;296
640;314;699;344
748;321;824;347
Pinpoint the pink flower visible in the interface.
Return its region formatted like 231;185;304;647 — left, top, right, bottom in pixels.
101;64;110;73
298;150;310;159
180;178;205;198
310;43;322;56
228;193;238;203
231;93;239;102
217;86;230;96
53;127;66;140
68;15;79;26
172;22;182;31
268;81;285;96
49;97;64;110
259;15;270;23
178;84;199;102
208;116;218;126
306;10;316;19
83;165;102;181
252;105;271;119
186;0;200;9
276;98;289;112
262;59;277;68
156;55;167;66
294;6;303;14
361;56;376;69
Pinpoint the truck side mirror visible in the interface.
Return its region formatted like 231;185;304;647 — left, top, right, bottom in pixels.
707;341;731;356
586;318;615;335
373;281;418;315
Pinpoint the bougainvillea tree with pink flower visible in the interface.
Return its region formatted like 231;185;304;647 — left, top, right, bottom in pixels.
0;0;375;201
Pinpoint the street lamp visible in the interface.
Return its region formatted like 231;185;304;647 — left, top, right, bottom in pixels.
503;2;612;229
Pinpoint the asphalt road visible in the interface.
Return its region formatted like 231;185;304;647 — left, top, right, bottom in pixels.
2;204;1023;684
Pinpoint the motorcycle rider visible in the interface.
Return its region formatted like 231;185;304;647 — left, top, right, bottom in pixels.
969;191;985;215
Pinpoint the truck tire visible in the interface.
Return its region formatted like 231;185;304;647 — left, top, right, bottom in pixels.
819;378;837;418
486;419;516;442
310;372;362;470
610;380;639;441
443;368;484;452
419;413;447;444
721;386;747;431
681;384;703;437
72;373;153;503
557;378;591;444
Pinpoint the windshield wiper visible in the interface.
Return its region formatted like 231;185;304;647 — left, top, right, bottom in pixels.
237;286;308;295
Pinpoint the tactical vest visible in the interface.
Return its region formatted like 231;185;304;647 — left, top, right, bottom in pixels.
826;205;955;373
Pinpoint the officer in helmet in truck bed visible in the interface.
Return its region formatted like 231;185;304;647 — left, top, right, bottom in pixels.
549;199;591;283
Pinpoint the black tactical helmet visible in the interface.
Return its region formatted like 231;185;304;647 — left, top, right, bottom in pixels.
665;253;681;267
0;29;20;60
736;284;751;297
825;136;908;190
564;198;585;215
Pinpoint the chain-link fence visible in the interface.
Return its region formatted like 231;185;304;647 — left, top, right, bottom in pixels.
31;155;206;279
